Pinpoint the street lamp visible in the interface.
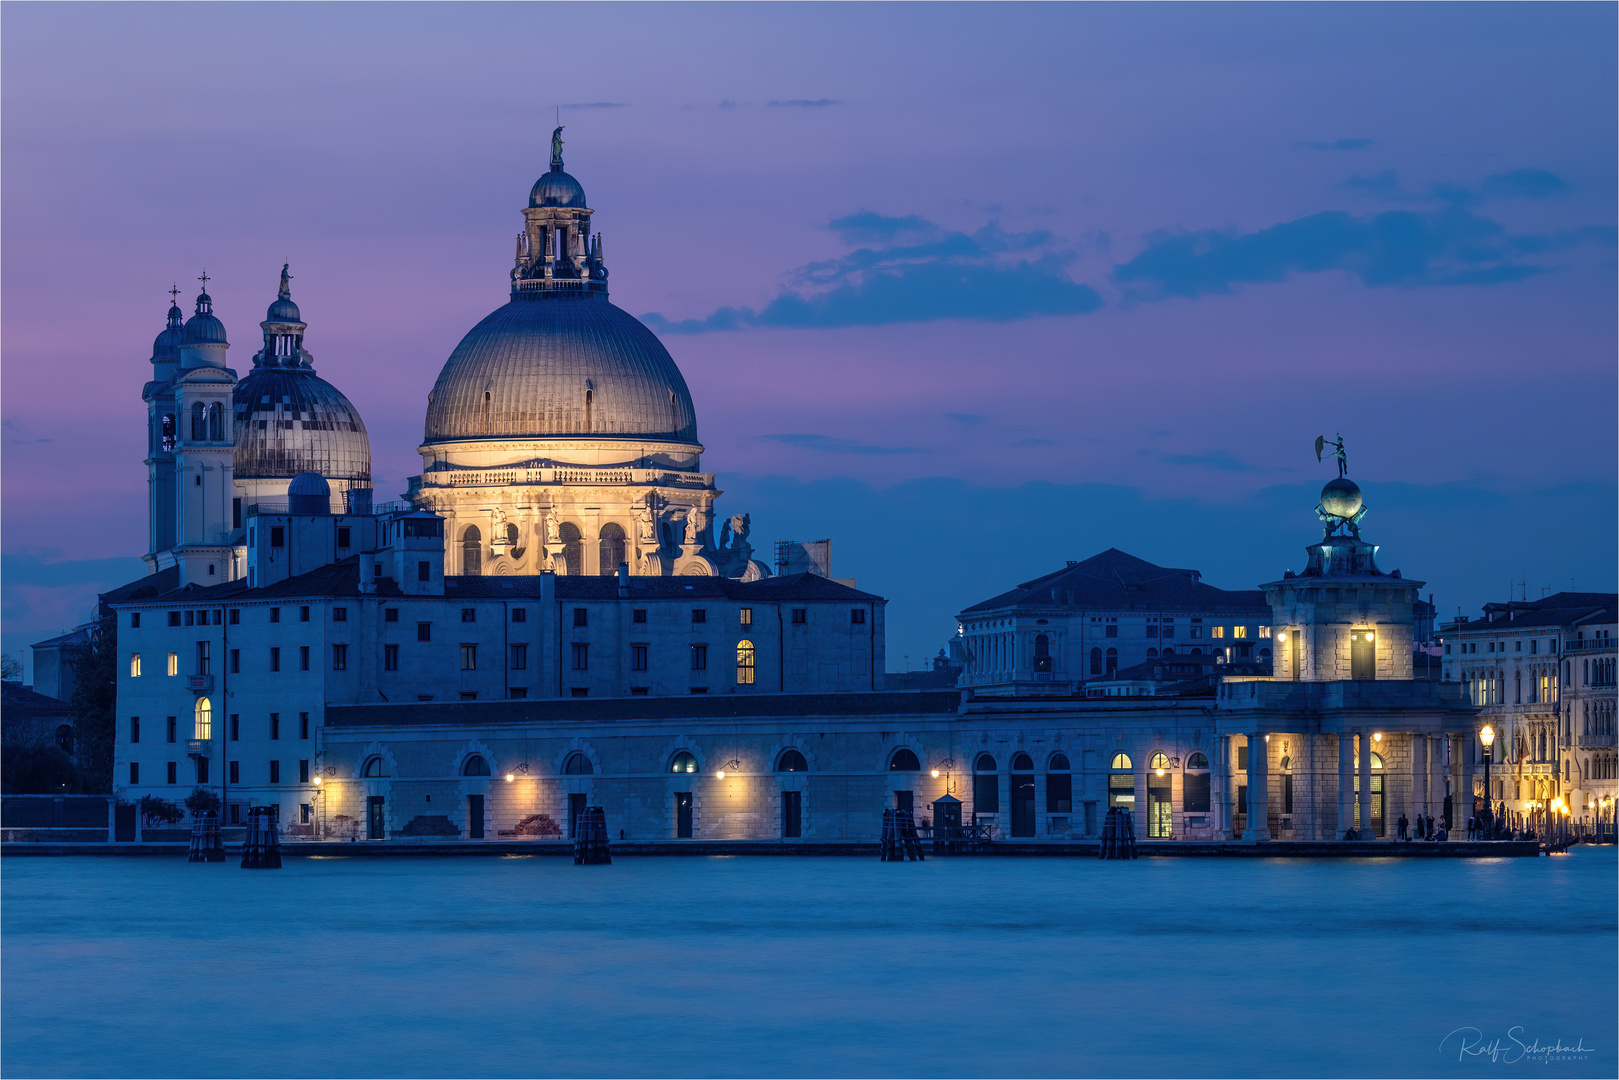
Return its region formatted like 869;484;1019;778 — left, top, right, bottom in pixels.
1479;725;1495;840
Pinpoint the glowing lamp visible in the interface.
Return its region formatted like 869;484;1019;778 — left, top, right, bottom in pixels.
1374;732;1383;742
716;771;726;780
931;769;940;778
1479;725;1495;748
1155;768;1165;777
505;773;515;782
312;776;322;785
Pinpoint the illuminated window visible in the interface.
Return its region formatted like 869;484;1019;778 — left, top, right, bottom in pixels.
1259;626;1272;639
736;640;756;685
1110;753;1133;771
130;654;142;678
739;608;753;627
166;652;178;677
1233;626;1247;639
1149;752;1170;771
670;751;698;774
193;697;212;740
1211;626;1225;639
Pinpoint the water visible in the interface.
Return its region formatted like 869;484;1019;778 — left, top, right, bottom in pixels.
3;850;1614;1079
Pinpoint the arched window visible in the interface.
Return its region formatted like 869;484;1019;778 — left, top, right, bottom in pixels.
160;414;176;451
1110;752;1132;771
1146;648;1159;659
559;523;583;576
776;749;808;772
670;751;698;774
1278;756;1292;771
1259;648;1271;661
974;754;999;813
364;756;389;777
888;748;920;771
564;752;594;775
1048;753;1070;771
598;523;626;576
207;402;223;441
1090;647;1102;675
1033;634;1051;674
1105;648;1118;675
1186;752;1209;770
1012;752;1033;772
1190;647;1203;655
482;391;492;431
1161;647;1175;656
462;756;490;776
461;525;482;576
1149;752;1170;772
190;402;206;441
193;697;212;740
55;724;75;756
736;640;756;685
1370;753;1384;770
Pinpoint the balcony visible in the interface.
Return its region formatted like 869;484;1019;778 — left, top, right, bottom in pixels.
1564;639;1615;655
186;739;211;757
1577;733;1618;748
187;674;214;691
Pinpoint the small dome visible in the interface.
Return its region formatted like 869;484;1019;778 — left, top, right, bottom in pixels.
530;169;587;208
1319;477;1363;519
183;292;228;345
287;472;331;515
152;304;184;360
234;367;370;482
266;296;302;323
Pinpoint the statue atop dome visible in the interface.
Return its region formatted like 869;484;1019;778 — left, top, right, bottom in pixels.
550;125;565;171
1311;433;1368;540
1314;432;1348;478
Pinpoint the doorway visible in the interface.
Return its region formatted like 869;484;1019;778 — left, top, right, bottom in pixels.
1353;773;1386;836
569;793;587;839
1010;770;1036;837
675;791;693;838
1351;629;1376;680
366;796;385;840
894;789;914;814
782;790;802;838
467;794;484;839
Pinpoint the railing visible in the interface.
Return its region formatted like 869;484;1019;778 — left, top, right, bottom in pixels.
187;675;213;691
513;277;607;294
186;739;211;757
1577;733;1618;748
1564;639;1615;654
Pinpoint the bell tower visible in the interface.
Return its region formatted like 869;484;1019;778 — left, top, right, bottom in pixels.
510;126;608;298
168;274;240;586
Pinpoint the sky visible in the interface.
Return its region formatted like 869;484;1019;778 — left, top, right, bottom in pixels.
3;2;1615;678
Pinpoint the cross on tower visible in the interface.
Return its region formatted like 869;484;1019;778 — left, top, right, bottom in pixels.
169;284;181;304
198;269;210;291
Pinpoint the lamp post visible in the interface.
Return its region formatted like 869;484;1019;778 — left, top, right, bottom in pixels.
1479;724;1495;840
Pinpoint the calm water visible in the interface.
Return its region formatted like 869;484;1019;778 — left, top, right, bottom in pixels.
3;849;1615;1079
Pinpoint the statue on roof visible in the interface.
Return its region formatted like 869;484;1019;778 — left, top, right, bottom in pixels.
1315;432;1348;478
550;125;565;169
279;263;292;299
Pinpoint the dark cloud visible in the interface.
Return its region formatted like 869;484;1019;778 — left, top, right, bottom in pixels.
767;98;843;108
1109;201;1615;298
1296;138;1375;151
644;215;1101;332
756;434;924;455
559;102;630;109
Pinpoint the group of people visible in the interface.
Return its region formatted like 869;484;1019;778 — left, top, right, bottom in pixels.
1395;812;1443;841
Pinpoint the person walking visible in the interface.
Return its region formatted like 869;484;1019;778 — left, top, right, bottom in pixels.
1397;812;1409;841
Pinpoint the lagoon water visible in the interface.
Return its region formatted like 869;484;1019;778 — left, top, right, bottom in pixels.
3;850;1615;1079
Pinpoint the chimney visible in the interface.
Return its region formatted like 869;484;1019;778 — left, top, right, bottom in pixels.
617;562;629;598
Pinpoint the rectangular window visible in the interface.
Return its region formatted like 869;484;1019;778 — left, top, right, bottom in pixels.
196;641;211;675
1530;639;1538;654
332;644;348;671
299;760;310;783
213;609;222;626
129;762;140;784
185;610;194;627
461;644;477;670
1258;626;1272;639
1233;626;1248;639
299;712;309;740
509;687;527;699
417;623;431;642
1183;773;1211;814
1190;622;1202;639
974;771;1000;814
692;609;706;624
462;608;476;623
1162;623;1175;638
270;607;280;623
570;687;589;698
230;714;239;741
1211;626;1225;639
270;647;280;672
333;607;347;622
632;645;648;671
269;760;281;784
384;644;399;671
168;611;181;627
791;609;807;625
512;608;526;623
167;761;177;785
1046;772;1072;814
130;717;140;743
1105;624;1117;638
229;760;240;784
337;526;351;548
571;643;588;671
1146;623;1158;638
167;652;179;676
270;526;285;547
131;612;141;629
851;608;866;625
691;644;708;671
385;608;399;622
233;498;243;529
300;605;310;623
510;644;527;670
166;717;177;743
689;686;708;695
230;649;240;674
633;609;647;624
300;804;312;825
270;713;280;740
573;608;588;628
299;646;310;671
418;561;430;582
1236;745;1249;771
130;654;142;677
739;607;753;626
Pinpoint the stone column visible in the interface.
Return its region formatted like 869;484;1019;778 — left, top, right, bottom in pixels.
1411;734;1426;828
1357;729;1374;839
1211;735;1227;838
1337;733;1353;840
1245;732;1270;841
1428;734;1446;834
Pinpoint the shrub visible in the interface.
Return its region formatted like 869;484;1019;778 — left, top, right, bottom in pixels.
183;787;222;820
139;795;184;827
0;744;80;794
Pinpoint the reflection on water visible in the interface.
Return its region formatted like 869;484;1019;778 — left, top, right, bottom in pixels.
3;850;1615;1079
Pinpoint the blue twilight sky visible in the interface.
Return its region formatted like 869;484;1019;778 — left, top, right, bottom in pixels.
3;3;1615;677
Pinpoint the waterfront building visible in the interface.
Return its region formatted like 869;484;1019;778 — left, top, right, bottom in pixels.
1439;594;1617;831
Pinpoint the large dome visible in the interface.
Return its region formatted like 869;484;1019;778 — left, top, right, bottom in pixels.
423;294;699;444
234;367;371;481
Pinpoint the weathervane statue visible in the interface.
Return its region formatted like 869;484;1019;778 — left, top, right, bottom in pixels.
550;125;565;170
1312;432;1367;537
1314;432;1348;478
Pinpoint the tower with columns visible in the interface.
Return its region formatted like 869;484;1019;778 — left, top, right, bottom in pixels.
1214;466;1478;842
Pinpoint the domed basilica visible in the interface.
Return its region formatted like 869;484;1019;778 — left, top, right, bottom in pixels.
140;129;765;585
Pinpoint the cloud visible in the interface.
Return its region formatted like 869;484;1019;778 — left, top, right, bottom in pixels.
1297;138;1375;151
644;214;1102;332
1139;448;1286;474
1347;168;1570;206
1109;201;1616;299
559;102;629;109
1482;168;1568;199
756;434;924;455
946;413;987;426
767;98;843;108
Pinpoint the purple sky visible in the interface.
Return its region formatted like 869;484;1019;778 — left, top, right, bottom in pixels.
4;3;1615;677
